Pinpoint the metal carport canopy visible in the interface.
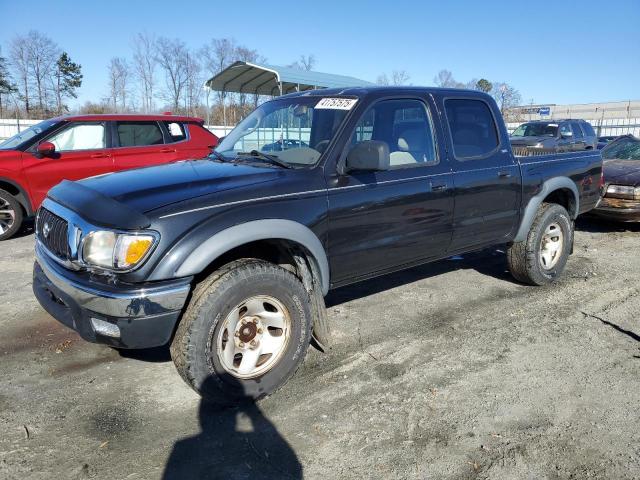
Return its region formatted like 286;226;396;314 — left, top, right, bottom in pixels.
205;61;374;96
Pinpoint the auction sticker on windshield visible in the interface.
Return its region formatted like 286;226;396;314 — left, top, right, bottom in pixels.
315;98;358;110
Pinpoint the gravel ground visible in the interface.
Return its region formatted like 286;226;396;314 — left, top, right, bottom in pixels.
1;218;639;480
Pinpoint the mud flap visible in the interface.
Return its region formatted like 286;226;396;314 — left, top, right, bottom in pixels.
292;250;331;352
570;220;575;254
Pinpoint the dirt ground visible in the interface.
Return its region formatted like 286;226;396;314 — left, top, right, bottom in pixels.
1;218;639;480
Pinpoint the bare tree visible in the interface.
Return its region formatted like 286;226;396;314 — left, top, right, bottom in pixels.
433;69;456;87
156;37;189;113
376;70;410;86
200;38;237;120
289;54;316;71
132;32;157;113
25;31;60;115
391;70;410;85
491;82;522;118
183;49;202;116
235;46;265;112
9;34;31;114
107;57;130;111
376;73;390;85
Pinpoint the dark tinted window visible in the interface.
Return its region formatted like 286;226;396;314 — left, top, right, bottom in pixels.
570;122;583;139
117;122;164;147
351;99;437;168
445;99;499;159
164;121;187;142
581;122;596;137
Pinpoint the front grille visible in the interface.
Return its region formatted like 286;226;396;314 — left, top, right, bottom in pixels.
36;208;71;260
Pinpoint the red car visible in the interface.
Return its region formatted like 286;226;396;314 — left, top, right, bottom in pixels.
0;114;218;240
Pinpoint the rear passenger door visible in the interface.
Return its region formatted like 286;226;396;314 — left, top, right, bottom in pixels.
327;96;454;284
442;97;521;252
112;121;176;171
570;121;586;150
558;123;574;152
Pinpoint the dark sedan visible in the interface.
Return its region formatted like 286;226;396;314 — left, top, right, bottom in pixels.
591;135;640;221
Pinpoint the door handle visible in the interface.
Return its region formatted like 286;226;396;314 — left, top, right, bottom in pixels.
90;153;110;158
160;148;176;153
431;184;447;192
498;171;512;179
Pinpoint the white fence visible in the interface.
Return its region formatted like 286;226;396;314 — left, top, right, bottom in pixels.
3;117;639;143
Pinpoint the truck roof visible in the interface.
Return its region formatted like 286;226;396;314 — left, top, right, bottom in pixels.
280;85;492;99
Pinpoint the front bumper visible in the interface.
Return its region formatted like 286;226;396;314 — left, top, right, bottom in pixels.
33;244;191;349
590;197;640;222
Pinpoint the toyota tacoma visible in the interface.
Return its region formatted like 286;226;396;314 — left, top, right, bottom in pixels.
32;87;603;403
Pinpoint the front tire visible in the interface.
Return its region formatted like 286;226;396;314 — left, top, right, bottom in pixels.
170;259;313;404
507;203;573;286
0;189;23;241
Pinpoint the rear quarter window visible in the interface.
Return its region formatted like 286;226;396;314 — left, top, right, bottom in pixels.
444;99;499;160
164;122;187;142
581;122;596;137
570;122;584;139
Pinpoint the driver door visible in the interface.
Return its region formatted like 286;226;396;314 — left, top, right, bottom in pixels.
326;97;454;286
22;121;113;207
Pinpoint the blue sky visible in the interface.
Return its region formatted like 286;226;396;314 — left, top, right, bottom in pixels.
0;0;638;108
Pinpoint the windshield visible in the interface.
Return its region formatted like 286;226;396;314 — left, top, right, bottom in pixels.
602;136;640;161
511;123;558;137
0;119;59;150
214;96;355;167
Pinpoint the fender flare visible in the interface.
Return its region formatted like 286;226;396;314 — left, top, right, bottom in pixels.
0;176;34;215
514;176;579;243
175;219;330;295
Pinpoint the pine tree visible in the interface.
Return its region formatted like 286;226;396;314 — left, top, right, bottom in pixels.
54;52;82;114
0;51;16;118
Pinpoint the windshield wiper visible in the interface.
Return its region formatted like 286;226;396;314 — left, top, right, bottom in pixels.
209;150;228;162
237;150;293;169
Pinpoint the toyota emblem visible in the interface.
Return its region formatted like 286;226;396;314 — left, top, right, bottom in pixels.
42;222;51;239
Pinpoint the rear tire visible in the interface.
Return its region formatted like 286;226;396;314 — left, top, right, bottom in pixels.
507;203;572;286
0;189;23;241
170;259;313;404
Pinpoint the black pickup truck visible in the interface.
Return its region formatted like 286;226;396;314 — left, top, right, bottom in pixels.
33;87;602;403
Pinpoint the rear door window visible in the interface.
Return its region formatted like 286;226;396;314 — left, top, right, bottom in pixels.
116;121;164;147
444;99;499;159
570;122;584;139
164;122;187;142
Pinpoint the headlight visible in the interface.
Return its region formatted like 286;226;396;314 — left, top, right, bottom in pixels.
606;184;640;200
82;231;157;270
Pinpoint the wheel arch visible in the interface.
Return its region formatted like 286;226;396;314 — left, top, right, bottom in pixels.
0;177;33;216
514;177;579;243
174;219;330;295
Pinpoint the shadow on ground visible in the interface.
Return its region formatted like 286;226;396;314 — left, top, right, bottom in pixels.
162;376;302;480
576;216;640;233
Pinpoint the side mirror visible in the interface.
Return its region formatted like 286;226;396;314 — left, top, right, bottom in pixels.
345;140;390;172
561;131;573;139
37;141;56;156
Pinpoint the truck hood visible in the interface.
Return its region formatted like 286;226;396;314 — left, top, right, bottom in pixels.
603;159;640;187
78;159;282;213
